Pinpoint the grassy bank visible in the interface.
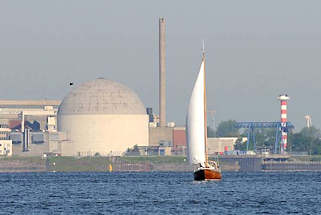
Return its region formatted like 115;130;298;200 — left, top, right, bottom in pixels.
47;156;111;172
0;156;45;164
0;156;46;172
0;156;238;172
46;156;188;172
120;156;186;164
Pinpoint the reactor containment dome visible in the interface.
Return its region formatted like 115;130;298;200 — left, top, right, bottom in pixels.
57;78;149;156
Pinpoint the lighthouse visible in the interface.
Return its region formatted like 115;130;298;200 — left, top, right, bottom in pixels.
277;94;290;154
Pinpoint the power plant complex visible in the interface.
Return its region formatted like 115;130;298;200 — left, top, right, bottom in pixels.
57;78;149;156
0;18;295;158
0;78;151;157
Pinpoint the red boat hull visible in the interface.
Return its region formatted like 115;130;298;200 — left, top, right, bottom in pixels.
194;168;222;181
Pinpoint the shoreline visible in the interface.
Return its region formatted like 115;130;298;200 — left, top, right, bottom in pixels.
1;156;321;173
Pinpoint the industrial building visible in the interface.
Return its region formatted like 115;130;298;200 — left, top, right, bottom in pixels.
0;78;150;157
0;100;59;131
207;137;237;155
144;17;176;152
57;78;149;156
0;100;59;156
148;127;173;147
172;127;187;155
0;17;240;158
0;140;12;156
140;18;240;156
0;96;240;157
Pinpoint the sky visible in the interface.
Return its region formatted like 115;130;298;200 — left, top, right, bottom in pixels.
0;1;320;130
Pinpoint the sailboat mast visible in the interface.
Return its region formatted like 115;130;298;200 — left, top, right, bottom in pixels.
202;42;209;165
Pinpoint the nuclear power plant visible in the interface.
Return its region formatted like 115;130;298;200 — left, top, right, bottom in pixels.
0;78;150;157
0;17;179;157
0;18;176;158
57;78;149;156
0;18;299;158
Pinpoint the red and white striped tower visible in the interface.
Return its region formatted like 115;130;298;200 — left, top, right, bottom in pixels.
278;94;290;154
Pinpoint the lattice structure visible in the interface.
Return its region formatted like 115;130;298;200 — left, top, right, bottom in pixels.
234;121;294;154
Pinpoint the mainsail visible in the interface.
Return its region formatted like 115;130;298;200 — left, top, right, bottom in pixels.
186;60;206;166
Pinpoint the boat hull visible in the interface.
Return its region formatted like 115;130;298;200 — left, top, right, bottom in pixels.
194;168;222;181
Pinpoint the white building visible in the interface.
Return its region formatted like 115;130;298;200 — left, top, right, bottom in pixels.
57;78;149;156
0;140;12;156
207;137;238;155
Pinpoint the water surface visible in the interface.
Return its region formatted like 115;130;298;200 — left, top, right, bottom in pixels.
0;171;320;214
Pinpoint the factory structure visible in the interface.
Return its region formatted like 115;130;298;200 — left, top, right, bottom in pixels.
57;78;149;156
0;77;151;157
0;17;235;158
0;95;234;157
0;18;293;158
0;100;60;157
131;17;237;156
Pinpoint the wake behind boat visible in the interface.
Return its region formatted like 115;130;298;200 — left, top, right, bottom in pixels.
186;46;222;181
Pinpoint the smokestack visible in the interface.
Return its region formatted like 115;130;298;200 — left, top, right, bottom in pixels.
159;18;166;127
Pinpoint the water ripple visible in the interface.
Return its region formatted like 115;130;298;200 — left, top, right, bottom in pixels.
0;171;320;214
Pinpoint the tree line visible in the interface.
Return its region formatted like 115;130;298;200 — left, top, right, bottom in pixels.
208;120;321;155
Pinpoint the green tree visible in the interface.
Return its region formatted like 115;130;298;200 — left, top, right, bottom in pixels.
216;120;240;137
251;128;276;150
234;137;247;151
311;138;321;155
289;127;321;154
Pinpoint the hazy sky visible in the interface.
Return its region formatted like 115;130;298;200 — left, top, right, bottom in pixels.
0;1;320;130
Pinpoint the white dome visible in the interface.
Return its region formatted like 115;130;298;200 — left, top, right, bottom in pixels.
58;78;146;115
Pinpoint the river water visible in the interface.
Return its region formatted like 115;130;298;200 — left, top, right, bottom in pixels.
0;171;320;214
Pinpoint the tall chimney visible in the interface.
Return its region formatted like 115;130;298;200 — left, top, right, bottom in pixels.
159;18;166;127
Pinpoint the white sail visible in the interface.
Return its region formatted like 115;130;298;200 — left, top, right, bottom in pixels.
186;60;206;166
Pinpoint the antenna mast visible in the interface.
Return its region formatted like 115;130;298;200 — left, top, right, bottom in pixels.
202;40;205;59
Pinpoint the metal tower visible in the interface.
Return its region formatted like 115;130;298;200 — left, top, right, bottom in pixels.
305;115;312;128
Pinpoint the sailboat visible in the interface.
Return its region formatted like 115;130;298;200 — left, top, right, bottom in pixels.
186;46;222;181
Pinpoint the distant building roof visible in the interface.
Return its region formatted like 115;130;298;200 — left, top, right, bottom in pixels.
58;78;146;115
0;100;60;107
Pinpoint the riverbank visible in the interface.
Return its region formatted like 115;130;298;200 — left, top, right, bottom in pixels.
0;157;46;172
2;155;321;172
0;156;239;172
